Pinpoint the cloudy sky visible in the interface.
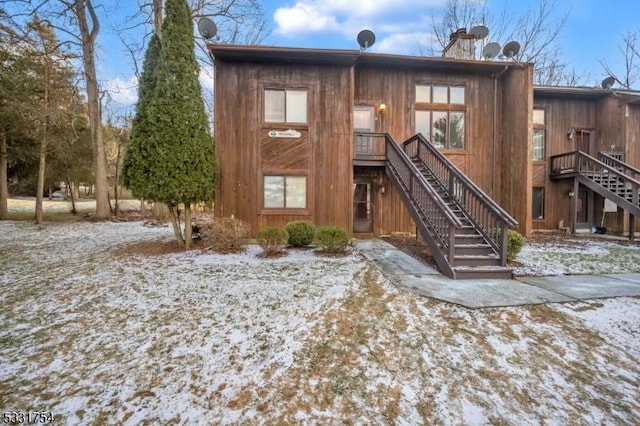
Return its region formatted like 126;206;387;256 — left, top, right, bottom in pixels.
99;0;640;108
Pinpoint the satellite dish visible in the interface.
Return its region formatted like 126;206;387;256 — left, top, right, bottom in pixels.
198;17;217;40
502;40;521;58
601;76;615;90
357;29;376;50
482;42;501;59
469;25;489;40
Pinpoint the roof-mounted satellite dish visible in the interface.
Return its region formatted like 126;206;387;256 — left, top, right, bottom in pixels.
601;76;616;90
469;25;489;40
357;29;376;51
198;17;217;40
482;42;501;59
502;40;521;58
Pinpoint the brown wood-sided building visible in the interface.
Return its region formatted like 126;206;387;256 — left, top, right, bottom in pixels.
208;38;640;242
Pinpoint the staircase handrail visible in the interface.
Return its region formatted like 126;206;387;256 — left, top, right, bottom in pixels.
405;134;517;227
598;152;640;181
404;133;516;264
551;150;640;186
551;150;640;211
382;133;464;271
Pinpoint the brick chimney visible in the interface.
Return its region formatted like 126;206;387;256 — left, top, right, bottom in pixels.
442;28;476;60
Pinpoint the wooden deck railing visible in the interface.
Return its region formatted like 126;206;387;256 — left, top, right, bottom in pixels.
550;150;640;210
383;133;462;275
404;133;517;264
354;132;386;161
599;152;640;181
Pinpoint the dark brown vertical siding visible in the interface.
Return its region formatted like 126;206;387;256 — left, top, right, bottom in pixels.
500;66;533;236
215;61;352;235
354;66;515;235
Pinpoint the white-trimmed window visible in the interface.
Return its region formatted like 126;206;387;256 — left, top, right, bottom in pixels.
264;89;307;123
415;84;465;149
533;108;545;161
263;175;307;209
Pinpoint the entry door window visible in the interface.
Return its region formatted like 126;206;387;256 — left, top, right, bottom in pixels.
353;182;373;233
354;106;375;157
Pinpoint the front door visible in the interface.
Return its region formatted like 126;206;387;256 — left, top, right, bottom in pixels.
353;180;373;233
354;106;376;159
576;130;592;155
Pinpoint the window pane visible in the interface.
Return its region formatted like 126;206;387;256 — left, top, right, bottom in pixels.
354;107;374;131
433;86;448;103
416;85;431;103
450;86;465;104
286;90;307;123
432;111;447;148
285;176;306;208
532;188;545;219
533;129;545;161
264;176;284;208
415;111;431;140
450;112;465;149
533;109;545;125
265;90;285;122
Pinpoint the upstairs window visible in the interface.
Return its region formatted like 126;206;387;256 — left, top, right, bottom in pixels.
264;89;307;124
415;84;466;150
533;108;545;161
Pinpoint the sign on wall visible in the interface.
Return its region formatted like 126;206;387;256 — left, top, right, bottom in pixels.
268;129;302;138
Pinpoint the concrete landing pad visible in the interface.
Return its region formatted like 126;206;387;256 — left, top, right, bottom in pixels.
355;239;640;309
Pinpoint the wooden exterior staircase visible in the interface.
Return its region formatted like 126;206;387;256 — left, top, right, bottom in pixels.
379;133;518;280
550;151;640;238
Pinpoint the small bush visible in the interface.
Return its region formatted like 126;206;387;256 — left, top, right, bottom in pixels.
285;221;316;247
506;229;525;262
199;217;250;253
257;226;288;256
315;226;350;253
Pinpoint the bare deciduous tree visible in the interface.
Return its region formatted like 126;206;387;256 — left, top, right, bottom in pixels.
430;0;584;86
599;28;640;90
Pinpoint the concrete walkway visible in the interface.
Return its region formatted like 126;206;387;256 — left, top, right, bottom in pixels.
354;239;640;309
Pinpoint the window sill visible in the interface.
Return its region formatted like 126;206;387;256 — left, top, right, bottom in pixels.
262;123;308;130
260;209;311;216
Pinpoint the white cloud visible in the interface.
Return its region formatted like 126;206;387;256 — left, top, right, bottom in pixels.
374;32;438;55
274;0;445;37
104;76;138;106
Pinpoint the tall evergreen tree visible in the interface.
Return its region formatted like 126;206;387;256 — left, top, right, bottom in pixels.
125;0;216;248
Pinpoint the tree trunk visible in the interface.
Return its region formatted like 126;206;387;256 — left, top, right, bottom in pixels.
152;202;170;222
114;140;121;216
0;128;8;220
75;0;110;221
168;204;185;248
72;182;80;201
153;0;163;38
35;134;47;224
184;203;192;249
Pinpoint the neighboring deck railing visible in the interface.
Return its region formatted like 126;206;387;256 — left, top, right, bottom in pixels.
404;133;517;264
550;150;640;210
599;152;640;181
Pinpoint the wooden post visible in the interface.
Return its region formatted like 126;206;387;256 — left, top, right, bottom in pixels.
571;179;579;235
629;214;636;242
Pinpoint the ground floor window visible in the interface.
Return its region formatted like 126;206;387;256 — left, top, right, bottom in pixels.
263;175;307;209
532;187;545;219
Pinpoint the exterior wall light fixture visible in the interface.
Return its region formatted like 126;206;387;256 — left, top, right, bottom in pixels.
378;103;386;113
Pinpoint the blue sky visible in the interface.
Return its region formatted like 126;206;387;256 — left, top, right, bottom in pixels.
98;0;640;107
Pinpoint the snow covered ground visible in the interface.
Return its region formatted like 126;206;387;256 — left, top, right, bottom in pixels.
7;197;141;214
0;220;639;424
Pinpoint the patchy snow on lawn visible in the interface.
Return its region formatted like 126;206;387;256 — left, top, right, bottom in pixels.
513;236;640;276
7;197;140;214
1;221;639;424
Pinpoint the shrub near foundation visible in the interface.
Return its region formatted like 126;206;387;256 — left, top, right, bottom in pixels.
199;217;250;253
285;221;316;247
507;229;525;262
315;226;350;253
257;226;289;256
